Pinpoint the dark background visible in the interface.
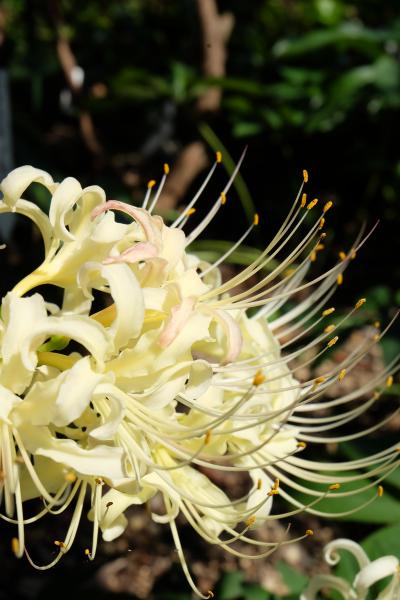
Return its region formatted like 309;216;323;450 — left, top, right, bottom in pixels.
0;1;399;599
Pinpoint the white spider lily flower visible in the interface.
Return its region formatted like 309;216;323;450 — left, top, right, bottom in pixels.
0;159;399;598
301;537;400;600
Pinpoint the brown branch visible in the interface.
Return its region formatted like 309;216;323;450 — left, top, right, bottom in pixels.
196;0;234;112
156;142;209;212
157;0;234;212
48;0;105;158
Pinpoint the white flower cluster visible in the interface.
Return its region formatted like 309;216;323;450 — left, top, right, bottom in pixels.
302;538;400;600
0;162;398;597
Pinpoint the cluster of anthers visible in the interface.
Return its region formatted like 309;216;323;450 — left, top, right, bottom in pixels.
0;155;398;597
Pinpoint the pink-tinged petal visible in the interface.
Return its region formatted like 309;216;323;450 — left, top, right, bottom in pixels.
91;200;161;247
204;308;243;364
103;242;158;265
159;297;196;348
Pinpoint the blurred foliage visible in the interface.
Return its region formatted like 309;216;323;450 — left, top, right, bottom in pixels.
1;1;400;598
1;0;400;291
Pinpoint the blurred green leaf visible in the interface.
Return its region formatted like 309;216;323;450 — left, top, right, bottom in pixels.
217;572;245;600
273;22;400;58
243;584;270;600
362;522;400;558
199;123;256;225
276;561;308;594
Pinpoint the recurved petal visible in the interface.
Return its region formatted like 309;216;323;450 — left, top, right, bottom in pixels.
49;177;83;242
354;556;399;595
53;357;107;426
20;425;126;480
0;292;110;394
0;384;22;423
90;383;126;440
0;292;48;394
101;263;145;352
0;199;53;254
0;165;56;208
92;200;162;247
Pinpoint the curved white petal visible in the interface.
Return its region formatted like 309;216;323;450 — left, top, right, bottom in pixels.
20;425;125;480
159;297;195;348
49;177;83;242
103;241;158;265
53;357;107;426
201;307;243;364
354;556;399;594
0;199;53;254
0;165;56;208
0;384;21;423
101;263;145;352
300;575;353;600
90;383;126;440
324;538;370;569
0;292;110;394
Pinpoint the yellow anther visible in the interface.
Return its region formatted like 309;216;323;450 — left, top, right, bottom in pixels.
314;376;326;386
322;307;335;316
64;472;77;483
147;179;156;189
378;485;384;497
374;321;381;329
339;251;346;261
253;213;259;226
338;369;347;381
328;336;339;348
386;375;394;388
329;483;341;491
307;198;318;210
186;207;196;217
373;333;380;342
323;200;333;213
324;324;336;334
320;232;327;239
54;540;66;549
246;516;256;527
204;430;212;445
351;251;357;259
253;371;265;386
373;390;381;400
207;591;215;599
310;251;317;262
355;298;366;309
303;169;309;182
297;441;307;449
306;529;314;536
11;538;19;556
319;217;325;230
316;243;325;251
257;478;262;490
84;548;91;557
95;477;104;485
301;193;307;208
216;151;222;163
337;273;343;285
267;489;279;497
163;163;170;175
273;478;280;490
220;192;227;205
284;267;295;277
